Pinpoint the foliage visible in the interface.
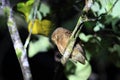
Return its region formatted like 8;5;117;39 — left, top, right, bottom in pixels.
17;0;34;21
65;60;91;80
28;19;53;36
83;0;120;67
28;35;53;57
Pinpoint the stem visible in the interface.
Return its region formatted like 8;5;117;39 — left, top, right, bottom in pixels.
24;0;40;48
1;0;33;79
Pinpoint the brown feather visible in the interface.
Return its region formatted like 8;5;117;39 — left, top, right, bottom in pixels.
51;27;85;64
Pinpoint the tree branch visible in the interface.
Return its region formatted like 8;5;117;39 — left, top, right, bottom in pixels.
61;0;93;65
2;0;32;80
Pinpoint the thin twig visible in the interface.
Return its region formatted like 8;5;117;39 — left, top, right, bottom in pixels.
107;0;119;14
96;0;119;19
24;0;40;49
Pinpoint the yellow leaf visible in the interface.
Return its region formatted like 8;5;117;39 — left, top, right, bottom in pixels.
28;19;41;34
28;19;53;36
41;19;52;36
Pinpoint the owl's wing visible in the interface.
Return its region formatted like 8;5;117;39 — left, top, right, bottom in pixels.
71;37;86;64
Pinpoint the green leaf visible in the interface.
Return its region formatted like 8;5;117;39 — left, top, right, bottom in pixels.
99;0;112;11
3;6;10;16
16;48;22;58
108;44;120;67
91;0;120;17
79;33;93;42
109;44;120;55
91;2;100;12
17;3;26;13
17;3;25;8
37;11;42;20
26;0;34;6
110;0;120;18
28;35;53;58
65;60;91;80
93;22;105;32
39;3;50;17
17;0;34;21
